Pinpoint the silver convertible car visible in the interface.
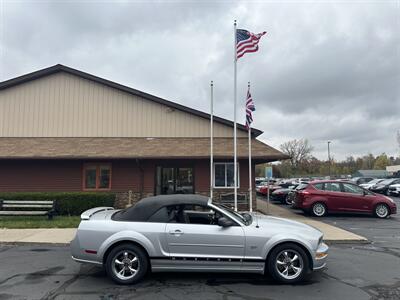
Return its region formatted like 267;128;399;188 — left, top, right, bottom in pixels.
71;195;328;284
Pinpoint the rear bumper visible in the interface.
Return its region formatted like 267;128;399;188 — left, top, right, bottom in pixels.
71;256;102;265
390;205;397;215
70;234;102;265
313;242;328;270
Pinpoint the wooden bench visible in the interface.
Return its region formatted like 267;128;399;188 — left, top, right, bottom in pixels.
0;200;56;219
219;193;247;207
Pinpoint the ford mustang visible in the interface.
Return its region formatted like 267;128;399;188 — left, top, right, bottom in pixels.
70;195;328;284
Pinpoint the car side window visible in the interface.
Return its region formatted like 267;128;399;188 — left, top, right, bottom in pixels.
325;182;341;192
168;204;224;225
342;183;364;195
313;183;324;190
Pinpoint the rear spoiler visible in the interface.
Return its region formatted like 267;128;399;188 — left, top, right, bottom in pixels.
81;207;114;220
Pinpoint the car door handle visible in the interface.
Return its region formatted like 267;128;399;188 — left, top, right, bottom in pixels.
169;230;184;236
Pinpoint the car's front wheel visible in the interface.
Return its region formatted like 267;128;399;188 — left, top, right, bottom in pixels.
374;203;389;219
105;243;148;285
267;243;309;284
285;195;293;205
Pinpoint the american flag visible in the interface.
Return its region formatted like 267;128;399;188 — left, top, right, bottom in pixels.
245;88;255;129
236;29;266;59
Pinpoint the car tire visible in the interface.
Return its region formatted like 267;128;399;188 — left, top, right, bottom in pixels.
105;243;148;285
311;202;327;217
285;195;292;205
374;203;389;219
267;243;310;284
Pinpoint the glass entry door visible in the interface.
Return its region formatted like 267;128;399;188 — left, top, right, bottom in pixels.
156;166;194;195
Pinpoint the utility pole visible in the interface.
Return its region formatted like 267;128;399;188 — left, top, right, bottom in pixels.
327;141;331;178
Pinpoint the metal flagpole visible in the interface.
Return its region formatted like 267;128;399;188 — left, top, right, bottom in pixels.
267;168;270;214
233;20;238;211
210;81;214;201
248;82;252;212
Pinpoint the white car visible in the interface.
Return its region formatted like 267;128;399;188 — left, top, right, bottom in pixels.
359;179;384;190
388;183;400;196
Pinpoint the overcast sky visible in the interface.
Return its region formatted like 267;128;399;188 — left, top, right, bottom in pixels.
1;0;399;160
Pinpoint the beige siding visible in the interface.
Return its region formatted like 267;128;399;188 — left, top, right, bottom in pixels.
0;73;247;138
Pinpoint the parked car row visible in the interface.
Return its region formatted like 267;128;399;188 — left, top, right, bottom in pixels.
259;177;398;219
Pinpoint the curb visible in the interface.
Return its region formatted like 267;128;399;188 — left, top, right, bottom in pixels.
324;239;370;245
0;241;70;247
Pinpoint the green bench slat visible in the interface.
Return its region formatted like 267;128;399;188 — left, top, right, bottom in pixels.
3;201;54;205
3;204;53;208
0;211;48;215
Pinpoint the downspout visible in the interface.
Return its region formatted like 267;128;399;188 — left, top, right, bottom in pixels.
135;159;144;200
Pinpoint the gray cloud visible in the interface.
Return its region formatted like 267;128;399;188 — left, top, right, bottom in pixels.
1;0;399;160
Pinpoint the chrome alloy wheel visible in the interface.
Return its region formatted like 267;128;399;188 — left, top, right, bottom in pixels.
112;250;140;281
275;250;304;280
312;203;326;217
375;204;389;218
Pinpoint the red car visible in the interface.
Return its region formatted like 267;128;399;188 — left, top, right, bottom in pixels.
292;180;397;218
257;185;281;196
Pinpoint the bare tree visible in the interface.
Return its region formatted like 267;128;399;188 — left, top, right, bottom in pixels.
280;139;314;169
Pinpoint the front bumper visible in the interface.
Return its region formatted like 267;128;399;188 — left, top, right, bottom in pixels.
313;242;328;270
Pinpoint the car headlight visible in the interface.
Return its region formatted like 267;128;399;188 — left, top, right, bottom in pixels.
385;196;394;203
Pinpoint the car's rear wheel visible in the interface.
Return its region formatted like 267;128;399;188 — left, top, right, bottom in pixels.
311;202;327;217
267;243;309;284
105;243;148;285
374;203;389;219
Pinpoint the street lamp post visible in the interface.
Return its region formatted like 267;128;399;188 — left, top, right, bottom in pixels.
327;141;331;178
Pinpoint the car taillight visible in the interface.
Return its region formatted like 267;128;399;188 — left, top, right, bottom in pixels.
299;190;310;195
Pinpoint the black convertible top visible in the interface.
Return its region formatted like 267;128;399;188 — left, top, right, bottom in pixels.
113;194;210;221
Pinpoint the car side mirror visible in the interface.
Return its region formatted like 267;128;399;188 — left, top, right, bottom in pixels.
242;213;252;222
218;217;234;227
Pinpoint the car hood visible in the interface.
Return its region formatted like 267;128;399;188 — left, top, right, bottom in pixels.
272;188;291;193
250;213;322;238
372;184;387;188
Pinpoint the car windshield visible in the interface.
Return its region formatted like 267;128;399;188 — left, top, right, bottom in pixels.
213;203;251;225
380;179;394;185
296;183;308;190
367;179;382;184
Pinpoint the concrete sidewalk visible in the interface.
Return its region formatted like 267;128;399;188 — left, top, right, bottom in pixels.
257;199;367;242
0;228;76;244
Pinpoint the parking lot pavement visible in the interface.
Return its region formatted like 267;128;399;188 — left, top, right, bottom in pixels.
311;196;400;249
0;241;399;300
0;197;398;300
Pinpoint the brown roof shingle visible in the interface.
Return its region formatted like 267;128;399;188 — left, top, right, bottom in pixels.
0;137;288;162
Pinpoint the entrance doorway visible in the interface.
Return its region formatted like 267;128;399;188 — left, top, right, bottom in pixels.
155;166;194;195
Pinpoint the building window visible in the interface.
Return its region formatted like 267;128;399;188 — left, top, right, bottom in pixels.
214;163;239;188
83;164;111;190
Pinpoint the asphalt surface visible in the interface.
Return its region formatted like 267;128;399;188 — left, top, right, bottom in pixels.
0;197;399;300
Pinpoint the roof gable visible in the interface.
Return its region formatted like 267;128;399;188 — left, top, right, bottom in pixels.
0;64;262;137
